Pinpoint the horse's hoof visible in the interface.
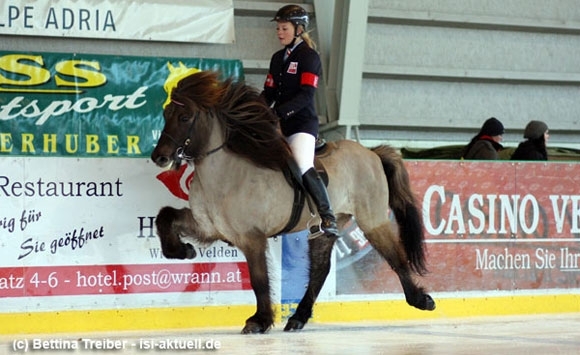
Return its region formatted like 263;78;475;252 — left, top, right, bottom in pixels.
424;295;436;311
241;322;270;334
415;294;436;311
283;318;305;332
185;243;196;259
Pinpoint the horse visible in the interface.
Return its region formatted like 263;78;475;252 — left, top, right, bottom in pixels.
151;70;435;334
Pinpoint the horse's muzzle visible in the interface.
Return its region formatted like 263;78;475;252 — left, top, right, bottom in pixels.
153;154;171;167
151;147;178;169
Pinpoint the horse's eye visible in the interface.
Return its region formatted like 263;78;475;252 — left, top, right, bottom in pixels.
179;115;190;122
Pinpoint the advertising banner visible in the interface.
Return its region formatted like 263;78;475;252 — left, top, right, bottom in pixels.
0;157;265;313
336;161;580;295
0;51;244;157
0;0;235;43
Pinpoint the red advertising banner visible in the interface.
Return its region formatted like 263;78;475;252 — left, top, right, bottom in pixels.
0;262;251;298
337;161;580;295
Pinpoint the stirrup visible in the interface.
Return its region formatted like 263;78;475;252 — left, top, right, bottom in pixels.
308;223;326;239
307;218;338;239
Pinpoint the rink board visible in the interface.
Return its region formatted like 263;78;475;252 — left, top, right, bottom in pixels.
1;158;579;334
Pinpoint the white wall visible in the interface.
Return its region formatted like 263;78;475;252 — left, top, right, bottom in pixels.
359;0;580;148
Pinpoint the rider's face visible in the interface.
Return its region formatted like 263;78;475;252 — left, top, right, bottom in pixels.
276;21;297;46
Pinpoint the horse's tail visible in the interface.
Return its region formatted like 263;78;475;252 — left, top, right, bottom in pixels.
371;145;427;275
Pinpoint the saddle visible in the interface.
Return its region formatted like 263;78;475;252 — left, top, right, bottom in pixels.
275;138;335;236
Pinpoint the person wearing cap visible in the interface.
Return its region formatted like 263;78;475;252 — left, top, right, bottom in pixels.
261;4;338;237
461;117;505;160
510;120;549;161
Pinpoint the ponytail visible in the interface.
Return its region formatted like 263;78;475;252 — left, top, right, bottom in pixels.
299;26;317;50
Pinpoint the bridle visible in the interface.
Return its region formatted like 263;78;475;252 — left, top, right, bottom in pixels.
161;100;225;163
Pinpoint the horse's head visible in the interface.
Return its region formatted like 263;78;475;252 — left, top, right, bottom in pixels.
152;70;226;169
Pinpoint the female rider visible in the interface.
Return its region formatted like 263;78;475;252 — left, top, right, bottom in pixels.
261;4;338;237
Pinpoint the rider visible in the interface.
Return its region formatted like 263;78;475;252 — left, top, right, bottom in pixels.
261;4;339;237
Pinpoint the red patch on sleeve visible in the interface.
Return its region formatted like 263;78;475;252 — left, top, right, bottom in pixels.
265;74;276;88
301;72;318;88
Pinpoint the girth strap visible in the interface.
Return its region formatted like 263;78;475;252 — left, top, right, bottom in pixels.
271;159;309;237
270;139;333;237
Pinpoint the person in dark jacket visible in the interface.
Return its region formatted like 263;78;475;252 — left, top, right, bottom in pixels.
510;120;549;161
462;117;505;160
261;4;338;237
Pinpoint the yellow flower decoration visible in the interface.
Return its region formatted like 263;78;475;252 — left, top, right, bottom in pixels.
162;62;201;109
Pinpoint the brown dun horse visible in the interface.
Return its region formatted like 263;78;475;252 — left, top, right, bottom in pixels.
151;71;435;334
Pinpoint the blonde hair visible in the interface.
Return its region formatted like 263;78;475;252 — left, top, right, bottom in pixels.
300;25;316;49
299;26;316;50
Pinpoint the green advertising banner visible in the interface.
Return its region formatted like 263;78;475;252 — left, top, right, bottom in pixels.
0;51;244;157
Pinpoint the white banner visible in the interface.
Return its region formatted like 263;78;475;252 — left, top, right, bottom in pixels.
0;0;235;44
0;157;283;313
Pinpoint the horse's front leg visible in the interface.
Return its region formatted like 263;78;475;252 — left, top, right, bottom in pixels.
238;237;273;334
155;206;197;259
284;234;337;331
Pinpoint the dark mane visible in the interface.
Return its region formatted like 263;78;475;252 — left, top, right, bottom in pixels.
171;71;292;170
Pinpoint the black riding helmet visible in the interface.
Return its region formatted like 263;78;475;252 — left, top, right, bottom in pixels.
271;4;309;30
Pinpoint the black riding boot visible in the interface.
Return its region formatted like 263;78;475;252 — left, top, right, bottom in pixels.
302;167;339;237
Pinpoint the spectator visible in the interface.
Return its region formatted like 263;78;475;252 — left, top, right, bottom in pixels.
510;120;549;161
462;117;505;160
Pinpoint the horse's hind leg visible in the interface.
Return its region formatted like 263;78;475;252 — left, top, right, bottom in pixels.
155;206;196;259
238;236;274;334
365;224;435;310
284;235;337;331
